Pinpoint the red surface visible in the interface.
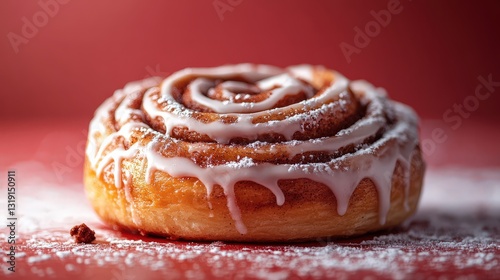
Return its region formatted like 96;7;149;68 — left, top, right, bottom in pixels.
1;120;499;279
1;0;500;121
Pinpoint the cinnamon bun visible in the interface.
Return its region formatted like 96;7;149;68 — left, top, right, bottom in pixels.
84;64;425;242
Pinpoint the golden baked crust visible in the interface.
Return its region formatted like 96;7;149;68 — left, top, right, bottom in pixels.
84;149;424;242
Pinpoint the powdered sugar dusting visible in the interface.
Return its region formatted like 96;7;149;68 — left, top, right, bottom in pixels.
215;157;255;169
89;69;419;233
1;168;499;279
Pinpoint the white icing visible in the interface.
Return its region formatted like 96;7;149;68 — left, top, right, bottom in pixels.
287;64;316;83
142;65;350;144
86;64;421;235
188;73;314;114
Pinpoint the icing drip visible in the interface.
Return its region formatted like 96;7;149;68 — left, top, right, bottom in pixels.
86;64;421;234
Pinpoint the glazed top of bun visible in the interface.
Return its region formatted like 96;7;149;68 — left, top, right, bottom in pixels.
86;64;421;234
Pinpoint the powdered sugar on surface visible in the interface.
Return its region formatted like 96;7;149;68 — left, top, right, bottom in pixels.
1;167;499;279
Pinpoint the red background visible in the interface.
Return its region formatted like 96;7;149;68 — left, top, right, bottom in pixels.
1;0;499;121
1;2;499;279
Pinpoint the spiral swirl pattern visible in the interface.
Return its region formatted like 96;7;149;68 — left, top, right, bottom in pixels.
86;64;420;234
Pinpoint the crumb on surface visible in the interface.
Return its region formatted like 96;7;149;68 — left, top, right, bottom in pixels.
70;223;96;244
